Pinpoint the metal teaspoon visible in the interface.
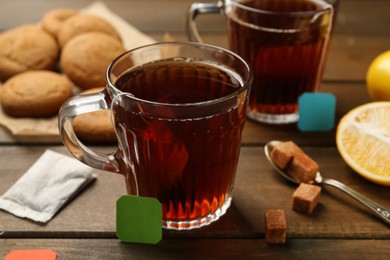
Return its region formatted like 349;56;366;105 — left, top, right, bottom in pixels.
264;140;390;225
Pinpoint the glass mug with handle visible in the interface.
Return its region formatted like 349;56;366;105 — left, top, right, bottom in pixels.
188;0;334;124
58;42;252;230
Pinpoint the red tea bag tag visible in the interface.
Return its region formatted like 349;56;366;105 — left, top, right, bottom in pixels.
5;250;57;260
298;92;336;132
116;195;162;244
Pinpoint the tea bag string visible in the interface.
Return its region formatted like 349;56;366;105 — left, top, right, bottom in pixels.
110;93;139;196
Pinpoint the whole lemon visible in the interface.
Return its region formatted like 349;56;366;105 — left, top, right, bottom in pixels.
366;50;390;101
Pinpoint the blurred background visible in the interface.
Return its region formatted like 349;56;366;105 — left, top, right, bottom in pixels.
1;0;390;82
1;0;390;35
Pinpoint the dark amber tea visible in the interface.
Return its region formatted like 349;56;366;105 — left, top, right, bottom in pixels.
226;0;333;123
59;42;251;230
112;58;247;228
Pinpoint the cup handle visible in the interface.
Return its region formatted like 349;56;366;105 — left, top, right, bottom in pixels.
186;1;223;42
58;91;121;174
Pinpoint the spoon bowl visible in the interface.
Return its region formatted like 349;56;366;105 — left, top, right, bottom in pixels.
264;140;390;225
264;140;324;184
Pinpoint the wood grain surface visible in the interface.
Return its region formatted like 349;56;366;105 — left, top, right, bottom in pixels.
0;0;389;259
0;146;389;238
1;239;390;259
1;0;390;35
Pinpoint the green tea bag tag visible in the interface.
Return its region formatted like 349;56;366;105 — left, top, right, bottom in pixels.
298;92;336;132
116;195;162;244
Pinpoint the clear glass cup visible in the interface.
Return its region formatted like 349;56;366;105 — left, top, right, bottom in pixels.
188;0;335;124
58;42;252;230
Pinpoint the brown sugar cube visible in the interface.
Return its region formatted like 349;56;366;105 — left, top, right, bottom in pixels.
292;183;322;215
270;141;303;169
287;152;319;183
264;209;287;244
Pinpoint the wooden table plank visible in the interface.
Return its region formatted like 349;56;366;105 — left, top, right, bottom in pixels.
1;146;388;239
242;81;371;146
1;0;390;35
1;238;390;259
0;146;124;236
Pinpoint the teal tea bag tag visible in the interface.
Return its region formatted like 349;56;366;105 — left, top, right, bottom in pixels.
116;195;162;244
297;92;336;132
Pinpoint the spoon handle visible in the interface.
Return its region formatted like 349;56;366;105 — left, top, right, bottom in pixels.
322;178;390;225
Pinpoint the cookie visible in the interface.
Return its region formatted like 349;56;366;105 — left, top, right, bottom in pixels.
42;8;78;39
73;87;116;142
60;32;125;89
0;24;59;81
58;13;121;48
0;70;73;117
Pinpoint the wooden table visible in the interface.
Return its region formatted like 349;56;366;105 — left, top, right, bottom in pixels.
1;0;389;258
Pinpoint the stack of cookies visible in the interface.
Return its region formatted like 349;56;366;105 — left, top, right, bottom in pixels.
0;8;124;142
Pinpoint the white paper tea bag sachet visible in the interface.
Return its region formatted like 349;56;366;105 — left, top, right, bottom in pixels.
0;150;96;223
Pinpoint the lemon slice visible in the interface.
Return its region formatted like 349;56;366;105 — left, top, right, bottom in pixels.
336;102;390;186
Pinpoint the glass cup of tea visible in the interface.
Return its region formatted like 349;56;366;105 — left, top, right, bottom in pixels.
187;0;334;124
58;42;252;230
